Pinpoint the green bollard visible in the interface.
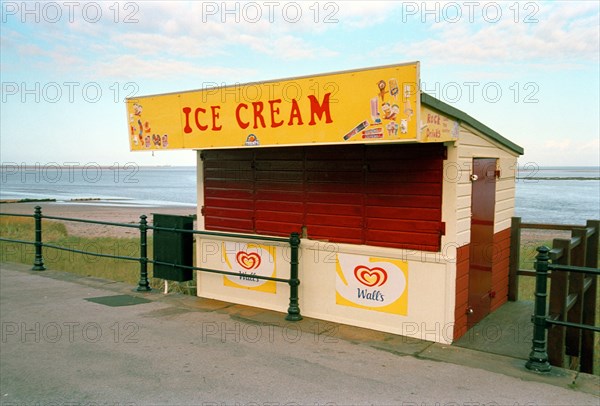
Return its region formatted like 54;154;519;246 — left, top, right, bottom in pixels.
286;232;302;321
136;215;151;292
525;246;551;372
32;206;46;271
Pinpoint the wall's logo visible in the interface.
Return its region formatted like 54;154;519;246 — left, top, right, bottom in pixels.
236;251;261;270
336;253;408;315
354;266;387;287
223;243;276;294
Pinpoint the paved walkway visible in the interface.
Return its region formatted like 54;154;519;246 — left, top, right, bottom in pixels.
1;262;598;405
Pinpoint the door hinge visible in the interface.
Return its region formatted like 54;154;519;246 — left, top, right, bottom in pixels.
200;205;205;216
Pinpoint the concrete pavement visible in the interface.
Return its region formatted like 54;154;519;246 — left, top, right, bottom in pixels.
0;262;598;405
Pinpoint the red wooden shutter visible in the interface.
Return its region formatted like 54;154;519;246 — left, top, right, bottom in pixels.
203;143;445;251
364;144;444;251
203;149;254;233
254;147;304;236
305;145;365;245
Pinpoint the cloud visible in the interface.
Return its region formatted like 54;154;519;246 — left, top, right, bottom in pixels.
384;1;599;68
93;55;257;81
238;34;339;59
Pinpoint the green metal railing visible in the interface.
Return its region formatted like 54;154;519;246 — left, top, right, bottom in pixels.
526;246;599;373
0;206;302;321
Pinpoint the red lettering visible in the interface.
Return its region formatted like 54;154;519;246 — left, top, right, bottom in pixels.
252;101;266;129
194;107;208;131
182;107;192;134
211;105;222;131
287;99;303;126
236;103;249;129
308;93;332;126
268;99;283;128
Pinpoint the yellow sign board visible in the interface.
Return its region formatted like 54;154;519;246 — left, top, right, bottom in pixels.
126;62;420;150
420;106;460;143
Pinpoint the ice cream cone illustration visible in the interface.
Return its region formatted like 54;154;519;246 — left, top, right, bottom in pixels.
377;80;387;101
389;78;399;100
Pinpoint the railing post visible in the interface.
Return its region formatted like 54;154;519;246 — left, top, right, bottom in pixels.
508;216;521;301
581;220;599;373
32;206;46;271
136;214;151;292
525;246;551;373
286;232;302;321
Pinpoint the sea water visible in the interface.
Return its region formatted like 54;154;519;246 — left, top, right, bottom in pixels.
1;165;598;224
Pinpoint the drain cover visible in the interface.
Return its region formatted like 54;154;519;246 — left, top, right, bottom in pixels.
86;295;152;307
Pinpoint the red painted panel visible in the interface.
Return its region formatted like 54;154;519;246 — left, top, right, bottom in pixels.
307;225;364;244
454;243;471;340
255;170;303;182
204;179;254;190
255;210;304;223
203;149;254;160
204;188;253;200
365;143;445;159
204;169;253;181
366;229;440;246
368;159;442;172
365;206;440;221
205;197;253;210
254;190;304;202
366;194;441;208
255;181;304;192
204;217;253;232
366;218;442;232
203;144;445;251
365;182;442;196
203;207;253;220
255;147;303;160
307;171;363;183
254;160;303;171
306;203;363;216
306;213;363;228
255;221;302;236
255;200;304;212
305;145;363;160
203;160;253;170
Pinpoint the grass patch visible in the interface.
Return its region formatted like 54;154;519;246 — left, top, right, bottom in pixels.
0;216;195;294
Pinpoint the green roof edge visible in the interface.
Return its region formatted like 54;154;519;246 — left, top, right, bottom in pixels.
421;93;524;156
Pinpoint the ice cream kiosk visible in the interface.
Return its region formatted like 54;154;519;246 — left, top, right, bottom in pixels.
126;62;524;343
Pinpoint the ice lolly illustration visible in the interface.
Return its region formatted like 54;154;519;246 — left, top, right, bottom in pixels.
343;120;370;140
389;78;399;100
370;97;381;123
403;84;414;120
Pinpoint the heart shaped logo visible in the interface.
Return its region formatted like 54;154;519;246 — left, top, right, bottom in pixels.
353;265;388;287
236;252;261;270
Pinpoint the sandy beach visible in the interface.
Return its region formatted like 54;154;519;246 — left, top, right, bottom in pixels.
0;201;197;238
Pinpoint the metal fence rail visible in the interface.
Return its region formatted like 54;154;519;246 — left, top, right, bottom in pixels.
526;246;599;373
0;206;302;321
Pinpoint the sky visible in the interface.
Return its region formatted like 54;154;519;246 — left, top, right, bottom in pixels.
1;0;599;168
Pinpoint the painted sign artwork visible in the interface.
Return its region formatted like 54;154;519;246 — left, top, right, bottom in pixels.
222;242;277;294
126;62;420;150
421;106;460;143
336;253;408;316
